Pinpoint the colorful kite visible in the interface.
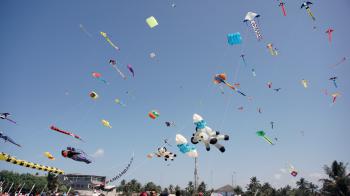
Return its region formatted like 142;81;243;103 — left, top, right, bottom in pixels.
279;1;287;16
89;91;99;99
148;147;176;161
0;152;64;174
44;152;55;160
92;72;108;84
175;134;198;158
105;154;134;184
301;2;315;21
102;119;112;128
149;110;160;119
301;79;308;88
50;125;83;141
0;113;17;124
109;59;126;80
331;92;340;103
0;131;21;147
256;131;274;145
329;77;338;88
146;16;159;28
326;28;334;43
267;43;278;56
213;73;246;96
244;12;262;41
227;33;242;45
126;64;135;77
100;32;120;51
61;147;92;164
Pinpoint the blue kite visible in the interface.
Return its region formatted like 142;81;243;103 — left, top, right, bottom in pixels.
227;33;242;45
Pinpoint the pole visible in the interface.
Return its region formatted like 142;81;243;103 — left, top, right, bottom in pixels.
27;184;36;196
194;157;199;194
7;182;14;193
40;184;47;195
19;182;26;194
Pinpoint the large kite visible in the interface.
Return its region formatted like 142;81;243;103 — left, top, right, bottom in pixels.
175;134;198;158
0;152;64;174
148;147;177;161
214;73;246;96
244;12;262;41
0;113;17;124
50;125;83;141
100;32;120;51
301;2;315;21
105;154;134;184
0;131;21;147
61;147;92;164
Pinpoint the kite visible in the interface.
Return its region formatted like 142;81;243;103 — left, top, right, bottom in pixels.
109;59;126;80
274;88;282;92
79;24;92;37
301;2;315;21
331;57;346;67
61;147;92;164
0;131;21;147
105;154;134;184
175;134;198;158
89;91;99;99
149;110;160;119
329;77;338;88
243;12;262;41
331;92;340;103
256;131;274;145
126;64;135;77
214;73;246;96
115;98;126;107
92;72;108;84
146;16;159;28
279;1;287;16
149;52;156;59
149;147;176;161
0;152;64;174
191;113;229;153
251;69;256;77
0;113;17;124
237;106;244;111
44;152;55;160
258;107;262;114
267;43;278;56
326;28;334;43
165;121;175;127
102;119;112;128
271;121;274;130
301;79;308;88
227;33;242;45
267;82;272;89
100;32;120;51
240;54;248;66
50;125;83;141
288;164;298;177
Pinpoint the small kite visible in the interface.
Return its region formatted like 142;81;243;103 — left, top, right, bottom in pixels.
165;121;175;127
146;16;159;28
267;82;272;88
251;68;256;77
148;147;176;161
301;2;315;21
214;73;246;96
289;164;298;177
44;152;55;160
50;125;83;141
331;57;346;67
105;154;134;184
227;33;242;45
0;152;64;174
326;28;334;43
301;79;308;88
329;77;338;88
79;24;92;37
0;131;21;147
237;106;244;111
267;43;278;56
61;147;92;164
331;92;340;103
92;72;108;84
240;54;248;66
175;134;198;158
258;107;262;114
271;121;274;129
115;98;126;107
149;110;160;119
126;64;135;77
274;88;282;92
0;113;17;124
102;120;112;128
256;131;274;145
89;91;99;99
100;32;120;51
109;59;126;80
244;12;262;41
279;1;287;16
149;52;156;59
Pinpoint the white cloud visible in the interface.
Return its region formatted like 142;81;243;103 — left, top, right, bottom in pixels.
280;168;287;174
92;148;105;158
274;173;282;180
309;172;326;179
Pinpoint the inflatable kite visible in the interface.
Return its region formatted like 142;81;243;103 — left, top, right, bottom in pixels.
149;147;176;161
214;73;246;96
329;77;338;88
175;134;198;158
44;152;55;160
146;16;159;28
279;1;287;16
105;154;134;184
92;72;108;84
126;64;134;77
0;152;64;174
191;114;229;153
227;33;242;45
267;43;278;56
149;110;160;119
326;28;334;43
100;32;120;51
0;113;17;124
109;59;126;80
102;119;112;128
61;147;91;164
301;79;308;88
256;131;274;145
50;125;83;141
0;131;21;147
301;2;315;21
244;12;262;41
89;91;99;99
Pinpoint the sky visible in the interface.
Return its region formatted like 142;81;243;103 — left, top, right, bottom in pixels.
1;0;350;191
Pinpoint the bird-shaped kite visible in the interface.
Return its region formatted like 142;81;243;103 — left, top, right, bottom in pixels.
329;77;338;88
301;2;315;21
214;73;246;96
0;113;17;124
0;131;21;147
326;28;334;43
256;131;274;145
61;147;92;164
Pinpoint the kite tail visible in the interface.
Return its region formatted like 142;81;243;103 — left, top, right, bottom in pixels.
6;118;16;124
106;38;120;51
112;65;127;80
307;9;315;21
281;6;286;16
263;136;274;145
333;81;337;88
328;33;332;43
250;20;262;41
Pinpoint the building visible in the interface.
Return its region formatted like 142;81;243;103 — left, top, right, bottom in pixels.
60;174;106;191
213;185;235;196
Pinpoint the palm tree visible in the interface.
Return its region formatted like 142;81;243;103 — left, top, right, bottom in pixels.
296;177;311;195
260;182;275;195
320;161;350;195
233;185;244;195
308;182;318;195
246;177;261;196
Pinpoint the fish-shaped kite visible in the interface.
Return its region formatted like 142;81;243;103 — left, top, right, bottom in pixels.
126;64;135;77
50;125;83;141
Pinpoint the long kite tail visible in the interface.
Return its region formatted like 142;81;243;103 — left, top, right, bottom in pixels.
112;65;126;79
5;118;16;124
106;38;120;51
263;136;274;145
307;9;315;21
281;5;287;16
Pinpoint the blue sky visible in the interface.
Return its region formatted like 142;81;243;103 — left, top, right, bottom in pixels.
1;0;350;190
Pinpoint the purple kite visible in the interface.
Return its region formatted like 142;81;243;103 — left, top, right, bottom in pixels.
127;64;135;77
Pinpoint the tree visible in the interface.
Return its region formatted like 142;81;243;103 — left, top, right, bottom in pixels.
233;185;244;195
246;177;261;196
320;161;350;195
296;177;310;195
260;182;276;195
143;182;158;192
308;182;318;195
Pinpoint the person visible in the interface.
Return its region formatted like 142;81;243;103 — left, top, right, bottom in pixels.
140;192;148;196
175;190;181;196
